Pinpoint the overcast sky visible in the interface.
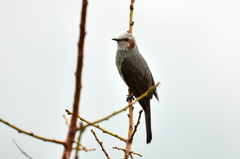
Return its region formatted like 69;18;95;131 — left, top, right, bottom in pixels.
1;0;240;159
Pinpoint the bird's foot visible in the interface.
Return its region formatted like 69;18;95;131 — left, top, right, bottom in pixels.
126;93;135;102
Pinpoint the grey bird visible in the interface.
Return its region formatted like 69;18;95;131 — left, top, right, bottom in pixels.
112;32;159;144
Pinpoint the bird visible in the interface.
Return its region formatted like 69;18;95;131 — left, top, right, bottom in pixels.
112;32;159;144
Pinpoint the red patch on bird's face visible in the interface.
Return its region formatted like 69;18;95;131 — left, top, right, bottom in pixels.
128;40;135;49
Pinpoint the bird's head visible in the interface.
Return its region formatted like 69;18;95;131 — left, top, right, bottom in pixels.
112;32;137;51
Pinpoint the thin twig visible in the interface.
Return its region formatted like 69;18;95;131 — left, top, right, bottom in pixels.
12;138;33;159
66;83;159;142
66;110;126;142
130;153;134;159
113;147;142;157
124;89;134;159
130;151;142;157
130;109;143;142
72;147;95;151
63;114;70;127
113;147;126;151
75;122;84;158
73;140;96;151
62;0;88;158
74;140;82;148
65;83;159;156
81;82;160;129
127;4;136;157
86;105;133;126
128;0;135;34
91;129;111;159
0;118;64;144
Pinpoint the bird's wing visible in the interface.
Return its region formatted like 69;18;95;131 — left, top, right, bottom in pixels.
121;59;152;106
150;73;159;101
137;52;159;101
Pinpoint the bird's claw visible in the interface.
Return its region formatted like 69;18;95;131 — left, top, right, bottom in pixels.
126;93;135;102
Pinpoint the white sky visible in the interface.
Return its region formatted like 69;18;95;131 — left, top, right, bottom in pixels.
0;0;240;158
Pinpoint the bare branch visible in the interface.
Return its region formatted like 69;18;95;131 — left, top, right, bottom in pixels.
113;147;142;157
74;122;84;158
81;82;160;128
72;147;95;151
91;129;111;159
130;109;143;142
124;89;134;159
0;118;64;145
130;153;134;159
63;114;70;127
66;110;126;142
85;105;132;126
62;0;88;158
12;138;33;159
128;0;135;34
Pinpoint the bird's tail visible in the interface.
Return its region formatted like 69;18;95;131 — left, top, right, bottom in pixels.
145;101;152;144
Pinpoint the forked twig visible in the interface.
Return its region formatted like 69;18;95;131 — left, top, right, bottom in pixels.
66;110;126;142
80;82;160;128
113;147;142;157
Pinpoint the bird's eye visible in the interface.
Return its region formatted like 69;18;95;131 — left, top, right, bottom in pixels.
123;38;129;41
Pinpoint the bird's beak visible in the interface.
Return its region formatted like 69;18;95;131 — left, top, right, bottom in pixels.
112;38;119;41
